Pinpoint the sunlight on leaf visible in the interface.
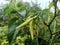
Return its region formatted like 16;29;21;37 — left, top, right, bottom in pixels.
49;2;54;9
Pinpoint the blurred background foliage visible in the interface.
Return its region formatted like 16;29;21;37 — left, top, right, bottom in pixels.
0;0;60;45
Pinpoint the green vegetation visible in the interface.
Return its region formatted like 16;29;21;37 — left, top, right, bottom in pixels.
0;0;60;45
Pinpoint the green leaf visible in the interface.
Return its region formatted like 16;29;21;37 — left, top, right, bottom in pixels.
50;20;56;32
7;17;19;44
8;17;18;28
53;20;56;32
7;25;16;44
58;0;60;2
49;2;54;9
47;15;50;24
4;7;13;15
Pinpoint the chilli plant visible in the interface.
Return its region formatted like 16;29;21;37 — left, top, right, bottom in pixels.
0;0;60;45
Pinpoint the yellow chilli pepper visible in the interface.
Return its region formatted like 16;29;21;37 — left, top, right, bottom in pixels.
16;16;37;30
